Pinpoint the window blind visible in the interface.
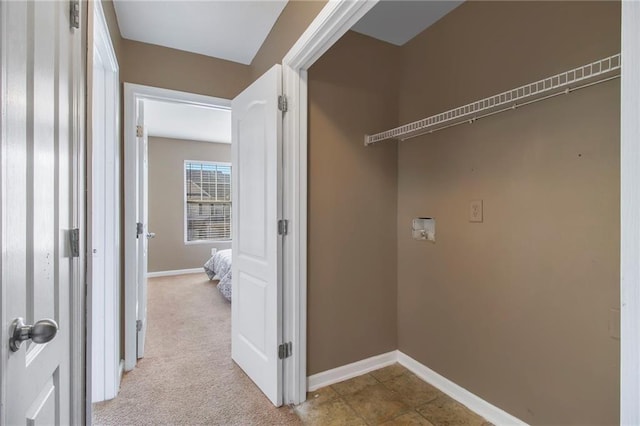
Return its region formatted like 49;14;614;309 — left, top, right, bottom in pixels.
185;161;231;241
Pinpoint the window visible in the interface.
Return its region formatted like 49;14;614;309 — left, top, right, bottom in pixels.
185;161;231;242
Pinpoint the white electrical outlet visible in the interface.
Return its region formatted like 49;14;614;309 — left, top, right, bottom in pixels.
470;200;483;223
211;248;218;256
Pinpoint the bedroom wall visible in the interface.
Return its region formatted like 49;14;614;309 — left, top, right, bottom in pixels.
147;137;231;273
396;1;620;424
307;31;400;374
250;0;327;80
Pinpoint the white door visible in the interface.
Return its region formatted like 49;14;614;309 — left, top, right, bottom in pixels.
136;100;149;358
231;64;284;406
1;1;80;424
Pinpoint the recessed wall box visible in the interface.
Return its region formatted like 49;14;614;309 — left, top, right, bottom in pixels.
412;217;435;242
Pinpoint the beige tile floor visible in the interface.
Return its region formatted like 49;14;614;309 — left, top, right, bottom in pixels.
294;363;492;426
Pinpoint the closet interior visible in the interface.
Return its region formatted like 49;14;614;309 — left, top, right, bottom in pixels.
307;1;621;424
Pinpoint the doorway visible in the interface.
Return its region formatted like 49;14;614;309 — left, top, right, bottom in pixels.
121;84;231;370
94;83;301;424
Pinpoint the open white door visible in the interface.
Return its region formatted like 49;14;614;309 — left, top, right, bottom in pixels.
232;64;284;406
1;0;82;424
136;100;149;359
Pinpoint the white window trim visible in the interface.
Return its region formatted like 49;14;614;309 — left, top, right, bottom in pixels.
183;159;232;245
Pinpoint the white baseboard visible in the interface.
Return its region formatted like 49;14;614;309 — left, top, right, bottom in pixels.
306;350;526;425
307;351;397;392
146;268;204;278
397;351;527;425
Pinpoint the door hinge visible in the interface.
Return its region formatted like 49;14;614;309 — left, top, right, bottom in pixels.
277;219;288;236
136;320;143;332
70;0;80;29
70;228;80;258
136;222;144;238
278;342;292;359
278;95;288;113
136;125;144;137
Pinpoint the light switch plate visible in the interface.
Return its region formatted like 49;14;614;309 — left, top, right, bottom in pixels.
470;200;483;223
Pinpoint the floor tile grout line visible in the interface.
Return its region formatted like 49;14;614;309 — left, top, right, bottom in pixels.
331;382;372;426
338;371;420;426
372;367;448;425
305;365;487;426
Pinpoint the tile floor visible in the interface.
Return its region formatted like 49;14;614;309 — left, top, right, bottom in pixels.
294;363;491;426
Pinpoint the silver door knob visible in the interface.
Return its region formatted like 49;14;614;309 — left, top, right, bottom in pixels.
146;232;156;239
9;317;58;352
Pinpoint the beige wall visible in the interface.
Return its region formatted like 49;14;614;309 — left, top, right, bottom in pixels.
121;39;251;100
102;0;251;100
396;1;620;424
102;0;326;92
307;31;399;374
148;137;231;273
251;0;327;80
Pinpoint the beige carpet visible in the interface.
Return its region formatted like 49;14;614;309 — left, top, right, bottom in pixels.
93;273;301;426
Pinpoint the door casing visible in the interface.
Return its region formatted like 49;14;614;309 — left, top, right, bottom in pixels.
620;2;640;424
279;0;379;404
87;0;121;404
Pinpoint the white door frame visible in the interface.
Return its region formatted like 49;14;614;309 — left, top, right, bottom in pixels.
280;0;379;404
123;83;230;370
620;2;640;424
280;0;640;416
87;0;121;403
72;3;88;423
73;3;88;423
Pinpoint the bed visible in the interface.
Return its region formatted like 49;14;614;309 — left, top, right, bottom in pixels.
204;249;232;301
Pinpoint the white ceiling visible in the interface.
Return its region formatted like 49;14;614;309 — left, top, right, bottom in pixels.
113;1;288;65
144;100;231;144
352;0;464;46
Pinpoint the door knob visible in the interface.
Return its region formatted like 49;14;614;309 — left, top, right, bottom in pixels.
9;317;58;352
146;232;156;239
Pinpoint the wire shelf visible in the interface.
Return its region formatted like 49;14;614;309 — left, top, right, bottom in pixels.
365;53;621;146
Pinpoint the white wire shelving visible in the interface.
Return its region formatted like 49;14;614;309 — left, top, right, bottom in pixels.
364;53;621;146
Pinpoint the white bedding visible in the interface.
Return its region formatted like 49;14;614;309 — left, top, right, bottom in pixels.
204;249;232;301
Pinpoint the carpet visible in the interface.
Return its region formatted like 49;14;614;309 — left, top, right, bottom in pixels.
93;273;301;426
